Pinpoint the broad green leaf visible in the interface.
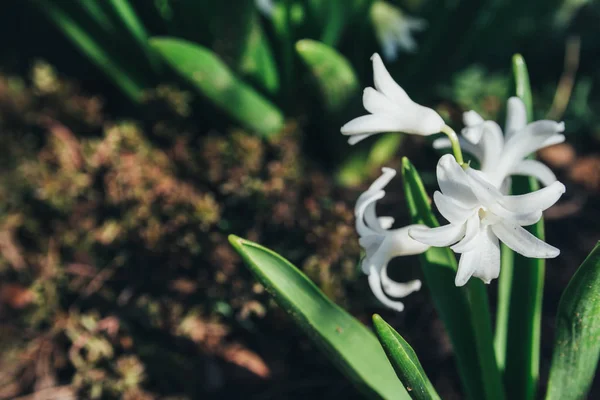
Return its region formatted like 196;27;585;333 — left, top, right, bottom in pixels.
546;243;600;400
372;314;440;400
34;0;146;102
228;235;409;400
495;54;544;400
402;157;504;400
150;37;284;137
296;39;358;113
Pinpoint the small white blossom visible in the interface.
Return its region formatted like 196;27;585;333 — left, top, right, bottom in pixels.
255;0;274;17
356;167;430;311
341;53;445;145
434;97;565;189
370;1;427;61
409;154;564;286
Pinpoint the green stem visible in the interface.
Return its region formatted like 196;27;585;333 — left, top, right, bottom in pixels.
467;281;506;400
440;125;465;166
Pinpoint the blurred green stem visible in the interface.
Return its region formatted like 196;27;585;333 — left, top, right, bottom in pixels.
281;0;294;108
441;125;464;166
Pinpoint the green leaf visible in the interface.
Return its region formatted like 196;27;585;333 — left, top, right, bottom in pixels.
402;157;504;400
495;54;544;400
33;0;147;102
238;14;279;94
104;0;162;72
372;314;440;400
150;37;284;137
546;243;600;400
296;39;358;113
228;235;409;400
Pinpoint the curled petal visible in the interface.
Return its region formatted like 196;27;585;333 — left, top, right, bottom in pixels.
471;226;500;284
348;133;376;145
505;97;527;140
451;214;481;253
542;134;566;148
433;191;477;225
509;159;557;187
355;190;384;237
436;154;479;207
368;265;406;312
491;221;560;258
381;265;422;298
501;181;566;213
455;248;481;287
409;223;465;247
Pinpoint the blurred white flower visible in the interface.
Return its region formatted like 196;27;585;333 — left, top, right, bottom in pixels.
255;0;274;17
356;167;430;312
409;154;565;286
341;53;445;145
434;97;565;189
370;1;427;62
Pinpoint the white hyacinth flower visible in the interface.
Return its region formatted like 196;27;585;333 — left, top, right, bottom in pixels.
409;154;565;286
370;1;427;62
341;53;445;145
356;167;430;311
434;97;565;189
255;0;274;17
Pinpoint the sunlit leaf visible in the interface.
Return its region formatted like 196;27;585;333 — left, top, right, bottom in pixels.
228;235;409;399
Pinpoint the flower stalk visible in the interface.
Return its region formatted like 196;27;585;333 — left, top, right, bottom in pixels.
440;124;465;167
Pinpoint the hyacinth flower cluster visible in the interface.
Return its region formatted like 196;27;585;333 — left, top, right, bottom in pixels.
343;53;566;310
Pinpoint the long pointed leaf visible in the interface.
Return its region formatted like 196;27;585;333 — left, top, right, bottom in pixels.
372;314;441;400
495;54;544;400
546;243;600;400
228;235;409;399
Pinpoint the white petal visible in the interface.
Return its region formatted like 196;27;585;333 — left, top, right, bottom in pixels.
368;265;406;312
450;214;481;253
462;110;485;143
542;134;566;148
496;120;565;179
348;133;376;145
478;121;504;173
500;181;565;213
378;217;395;230
433;137;484;162
505;97;527;140
360;237;388;274
509;159;557;187
381;265;421;298
433;191;477;225
436;154;479;207
387;225;431;257
363;87;398;115
455;248;481;286
472;226;500;284
408;224;465;247
491;221;560;258
465;168;543;225
341;114;400;135
355;190;384;237
371;53;412;105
